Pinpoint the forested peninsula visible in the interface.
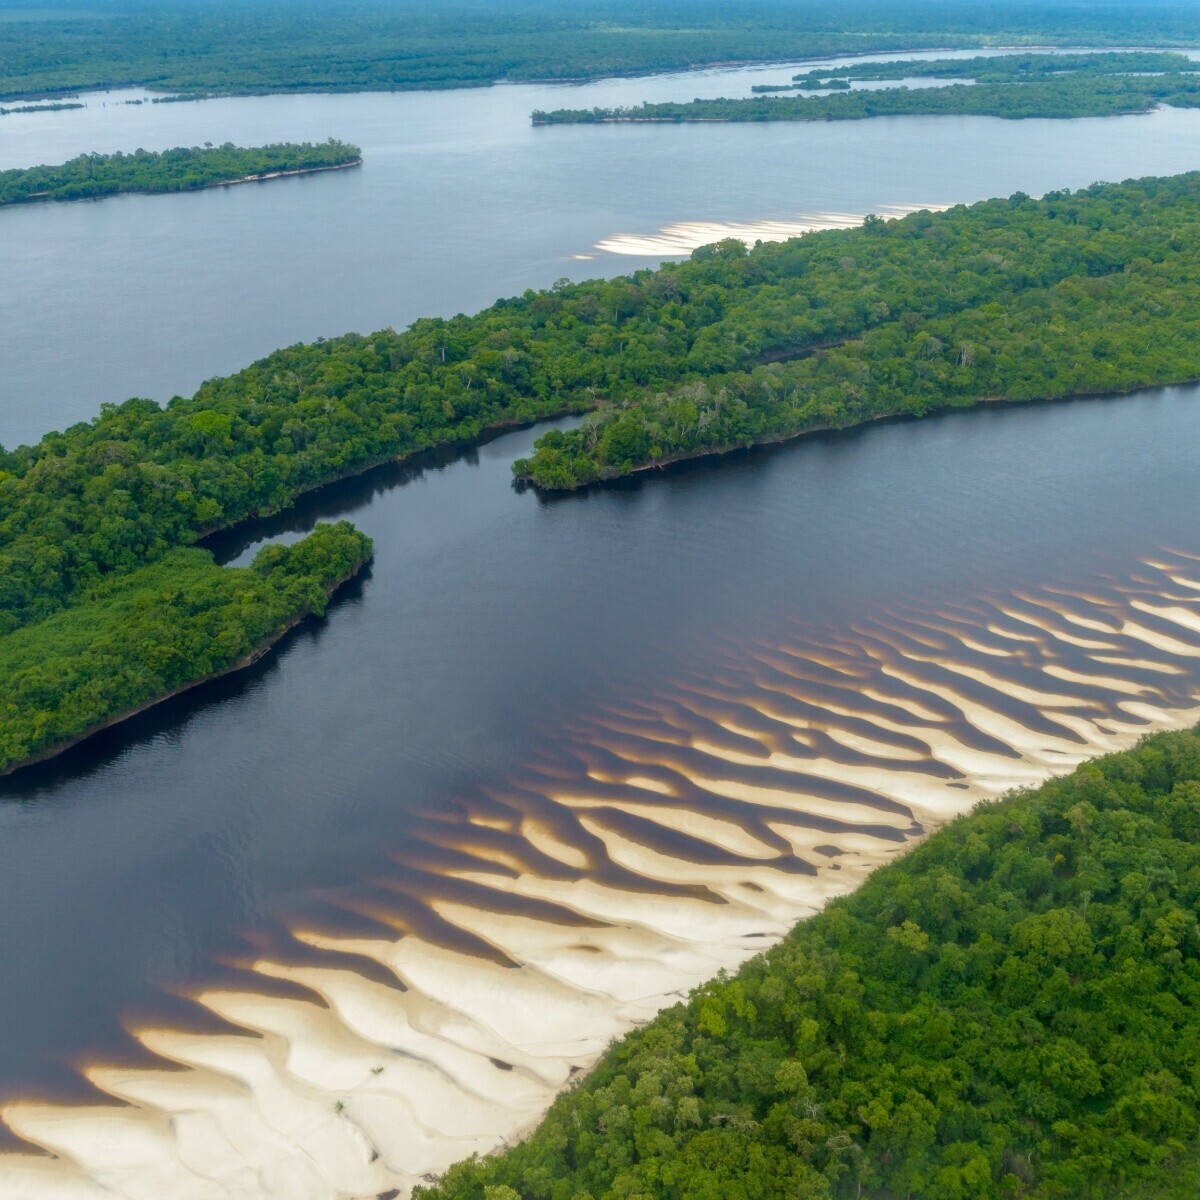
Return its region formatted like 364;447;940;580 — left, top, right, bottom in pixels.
415;725;1200;1200
4;0;1200;101
7;171;1200;773
530;50;1200;125
0;140;361;206
0;524;372;776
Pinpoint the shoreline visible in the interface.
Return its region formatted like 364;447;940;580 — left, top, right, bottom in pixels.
532;104;1159;126
518;374;1200;493
7;157;362;208
0;559;367;780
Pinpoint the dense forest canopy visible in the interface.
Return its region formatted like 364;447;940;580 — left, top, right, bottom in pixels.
3;0;1200;99
414;725;1200;1200
511;180;1200;488
0;140;361;205
530;50;1200;123
6;171;1200;628
0;523;372;775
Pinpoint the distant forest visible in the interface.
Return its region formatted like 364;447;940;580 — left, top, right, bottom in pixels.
531;51;1200;124
4;0;1200;100
0;140;361;205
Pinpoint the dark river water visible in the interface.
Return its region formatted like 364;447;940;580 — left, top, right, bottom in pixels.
2;54;1200;1200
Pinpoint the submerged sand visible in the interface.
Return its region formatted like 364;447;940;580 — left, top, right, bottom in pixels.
3;552;1200;1199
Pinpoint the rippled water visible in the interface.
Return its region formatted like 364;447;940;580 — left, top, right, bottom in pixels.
3;385;1200;1196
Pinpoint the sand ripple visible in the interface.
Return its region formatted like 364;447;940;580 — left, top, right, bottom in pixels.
4;553;1200;1198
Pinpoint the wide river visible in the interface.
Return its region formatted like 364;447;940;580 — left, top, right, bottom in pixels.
3;53;1200;1200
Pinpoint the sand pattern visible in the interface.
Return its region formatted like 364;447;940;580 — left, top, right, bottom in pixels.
4;551;1200;1199
594;204;949;256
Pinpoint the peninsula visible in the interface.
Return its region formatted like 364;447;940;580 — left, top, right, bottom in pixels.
0;140;362;206
0;524;372;776
7;171;1200;773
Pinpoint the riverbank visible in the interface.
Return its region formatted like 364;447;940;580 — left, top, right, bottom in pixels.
415;721;1200;1199
5;388;1200;1196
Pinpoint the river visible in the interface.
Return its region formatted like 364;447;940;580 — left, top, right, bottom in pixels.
2;54;1200;1200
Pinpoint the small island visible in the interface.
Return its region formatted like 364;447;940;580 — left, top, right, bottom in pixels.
0;139;362;206
530;50;1200;125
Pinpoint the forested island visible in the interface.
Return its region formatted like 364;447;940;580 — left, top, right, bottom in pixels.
4;0;1200;101
530;50;1200;124
6;171;1200;771
0;140;361;206
512;175;1200;488
415;725;1200;1199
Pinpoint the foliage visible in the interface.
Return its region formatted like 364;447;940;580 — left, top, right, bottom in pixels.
531;51;1200;123
9;171;1200;772
0;522;371;774
0;139;361;205
5;0;1200;101
0;100;82;113
512;176;1200;487
415;725;1200;1200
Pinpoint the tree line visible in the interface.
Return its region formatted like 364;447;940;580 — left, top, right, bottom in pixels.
530;51;1200;124
5;0;1200;101
758;50;1200;92
414;724;1200;1199
0;139;361;206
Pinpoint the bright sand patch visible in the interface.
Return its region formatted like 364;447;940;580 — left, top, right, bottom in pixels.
594;204;950;256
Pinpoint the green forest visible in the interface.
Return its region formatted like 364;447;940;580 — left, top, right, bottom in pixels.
4;0;1200;100
414;725;1200;1200
0;522;371;775
0;139;361;205
530;51;1200;124
8;171;1200;771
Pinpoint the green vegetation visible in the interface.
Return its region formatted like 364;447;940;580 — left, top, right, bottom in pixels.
0;522;371;775
416;725;1200;1199
9;171;1200;769
766;49;1200;91
511;177;1200;489
531;50;1200;124
0;139;361;205
4;0;1200;101
8;172;1200;630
